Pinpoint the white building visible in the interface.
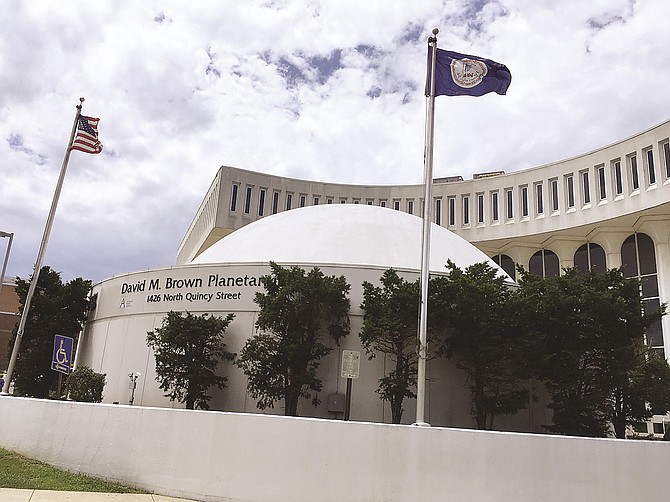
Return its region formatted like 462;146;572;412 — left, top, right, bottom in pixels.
79;119;670;435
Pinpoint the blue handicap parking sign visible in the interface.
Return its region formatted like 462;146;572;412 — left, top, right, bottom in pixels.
51;335;74;375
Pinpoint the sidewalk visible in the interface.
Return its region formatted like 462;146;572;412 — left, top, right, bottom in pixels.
0;488;200;501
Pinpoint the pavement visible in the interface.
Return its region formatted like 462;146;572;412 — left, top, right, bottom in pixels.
0;489;201;501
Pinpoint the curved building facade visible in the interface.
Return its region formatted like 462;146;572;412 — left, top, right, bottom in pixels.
178;119;670;360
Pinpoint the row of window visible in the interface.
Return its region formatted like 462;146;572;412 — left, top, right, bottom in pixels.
492;233;664;355
228;141;670;228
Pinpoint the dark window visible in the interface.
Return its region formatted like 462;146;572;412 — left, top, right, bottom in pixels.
521;186;529;217
394;200;400;211
407;200;414;215
566;176;575;208
313;196;319;205
435;199;442;226
477;194;484;223
536;183;544;214
244;186;253;214
597;167;606;200
664;142;670;179
551;179;559;211
506;190;513;219
462;196;470;225
582;171;591;204
630;155;640;190
653;422;664;435
492;192;499;221
230;184;239;212
492;254;516;281
300;195;306;208
647;149;656;185
574;243;606;274
258;189;266;216
614;161;623;195
286;193;293;211
272;191;280;214
529;249;560;278
448;197;455;226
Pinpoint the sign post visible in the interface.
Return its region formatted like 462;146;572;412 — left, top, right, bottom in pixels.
51;334;74;399
341;350;360;421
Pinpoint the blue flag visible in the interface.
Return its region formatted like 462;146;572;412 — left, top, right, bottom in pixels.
426;48;511;97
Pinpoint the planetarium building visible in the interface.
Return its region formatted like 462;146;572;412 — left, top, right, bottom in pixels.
78;119;670;433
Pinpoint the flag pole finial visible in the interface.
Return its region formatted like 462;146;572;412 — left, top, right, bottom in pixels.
78;97;85;110
428;28;439;43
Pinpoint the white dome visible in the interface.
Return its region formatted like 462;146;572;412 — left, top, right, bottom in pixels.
192;204;509;277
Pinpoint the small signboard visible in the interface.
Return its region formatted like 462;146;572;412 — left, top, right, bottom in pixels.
341;350;361;379
51;335;74;375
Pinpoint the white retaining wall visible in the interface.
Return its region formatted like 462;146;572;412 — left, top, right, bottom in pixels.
1;396;669;502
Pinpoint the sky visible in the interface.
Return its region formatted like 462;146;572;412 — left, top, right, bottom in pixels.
1;0;669;284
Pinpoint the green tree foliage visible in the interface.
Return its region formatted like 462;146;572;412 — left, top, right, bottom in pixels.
236;262;350;416
517;267;666;437
147;311;235;410
8;266;94;398
431;260;529;430
67;366;106;402
360;269;420;424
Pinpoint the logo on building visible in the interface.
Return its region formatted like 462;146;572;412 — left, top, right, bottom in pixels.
450;58;488;88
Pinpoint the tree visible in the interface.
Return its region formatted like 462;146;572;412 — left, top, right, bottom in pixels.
67;366;106;402
430;260;529;430
517;267;665;437
360;269;420;424
8;266;94;398
147;311;235;410
236;262;350;416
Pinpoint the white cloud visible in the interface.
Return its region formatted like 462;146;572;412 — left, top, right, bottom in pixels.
1;0;669;283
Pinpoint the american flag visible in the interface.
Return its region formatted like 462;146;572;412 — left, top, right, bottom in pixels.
70;115;103;154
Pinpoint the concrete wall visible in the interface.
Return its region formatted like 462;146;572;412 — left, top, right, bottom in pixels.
1;397;669;502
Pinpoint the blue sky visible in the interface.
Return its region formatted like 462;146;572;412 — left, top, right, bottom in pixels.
1;0;669;283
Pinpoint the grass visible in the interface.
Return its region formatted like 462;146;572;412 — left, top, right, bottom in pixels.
0;447;145;493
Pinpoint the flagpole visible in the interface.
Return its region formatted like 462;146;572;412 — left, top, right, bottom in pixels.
414;29;439;426
1;97;85;396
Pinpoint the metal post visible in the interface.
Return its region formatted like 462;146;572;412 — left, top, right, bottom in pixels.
344;377;353;421
0;231;13;297
1;98;84;396
414;28;439;426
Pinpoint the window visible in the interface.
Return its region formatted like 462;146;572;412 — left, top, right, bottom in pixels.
448;197;456;226
492;254;516;281
243;186;253;214
285;193;293;211
313;196;320;205
581;170;591;205
653;422;665;435
621;233;663;355
462;195;470;225
597;166;606;200
299;195;306;208
491;191;499;222
550;178;559;212
520;186;529;218
258;188;266;216
326;197;333;204
366;199;374;206
565;175;575;209
353;199;360;204
272;191;280;214
535;183;544;215
434;198;442;226
574;243;606;273
340;198;347;204
380;199;387;208
505;189;513;220
612;160;623;196
393;200;400;211
663;141;670;179
477;193;485;224
230;184;239;212
629;154;640;190
529;249;560;277
645;148;656;185
407;200;414;215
